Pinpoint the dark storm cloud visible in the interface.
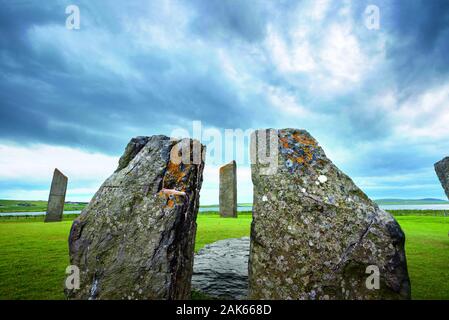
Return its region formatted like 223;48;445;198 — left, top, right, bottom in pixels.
0;0;262;154
0;1;127;152
385;0;449;95
188;0;270;42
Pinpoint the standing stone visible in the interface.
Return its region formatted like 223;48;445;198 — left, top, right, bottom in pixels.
66;135;205;300
219;161;237;218
434;157;449;200
44;169;68;222
249;128;410;300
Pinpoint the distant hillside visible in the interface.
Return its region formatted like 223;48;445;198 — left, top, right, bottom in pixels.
374;198;449;205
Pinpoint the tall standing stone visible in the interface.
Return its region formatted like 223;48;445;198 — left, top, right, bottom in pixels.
434;157;449;200
45;168;68;222
66;135;205;300
219;161;237;218
249;128;410;300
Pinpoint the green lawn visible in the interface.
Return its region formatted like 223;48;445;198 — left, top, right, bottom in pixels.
394;215;449;299
194;212;252;250
0;200;87;213
0;212;447;300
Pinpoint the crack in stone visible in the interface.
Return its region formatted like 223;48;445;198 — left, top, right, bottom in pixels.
332;219;375;272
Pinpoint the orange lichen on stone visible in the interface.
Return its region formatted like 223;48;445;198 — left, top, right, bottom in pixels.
280;137;290;148
162;161;190;191
292;132;317;147
299;145;315;163
295;157;306;164
279;130;319;171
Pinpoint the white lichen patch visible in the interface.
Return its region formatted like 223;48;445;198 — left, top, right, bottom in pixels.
318;175;328;183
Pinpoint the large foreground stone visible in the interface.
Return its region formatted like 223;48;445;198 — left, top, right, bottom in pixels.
45;169;68;222
435;157;449;200
67;135;205;300
249;128;410;300
192;237;249;299
219;161;237;218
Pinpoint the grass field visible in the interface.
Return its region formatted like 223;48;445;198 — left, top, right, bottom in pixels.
0;200;87;213
0;211;447;300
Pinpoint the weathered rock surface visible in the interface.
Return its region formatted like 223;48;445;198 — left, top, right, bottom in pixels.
219;161;237;218
45;168;68;222
192;237;249;300
435;157;449;200
249;128;410;300
67;135;205;300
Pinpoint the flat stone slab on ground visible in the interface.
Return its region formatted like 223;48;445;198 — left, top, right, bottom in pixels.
192;237;249;300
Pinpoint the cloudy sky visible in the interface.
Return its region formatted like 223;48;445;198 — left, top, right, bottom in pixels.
1;0;449;204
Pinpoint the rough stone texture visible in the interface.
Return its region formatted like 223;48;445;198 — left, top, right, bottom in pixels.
45;169;68;222
435;157;449;200
67;135;205;300
192;237;249;300
219;161;237;218
249;128;410;300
